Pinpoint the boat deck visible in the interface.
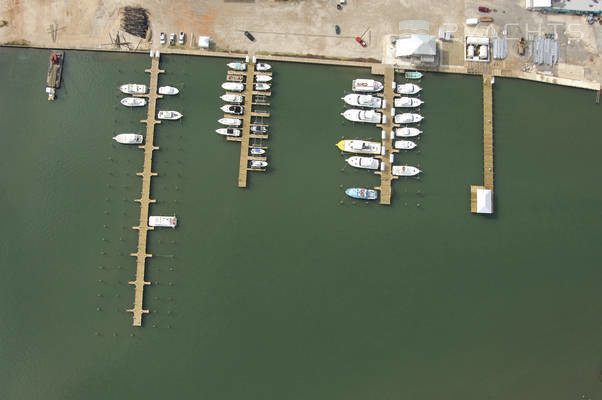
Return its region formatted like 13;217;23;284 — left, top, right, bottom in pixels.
127;55;164;326
373;64;399;205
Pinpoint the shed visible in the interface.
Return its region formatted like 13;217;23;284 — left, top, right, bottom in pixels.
198;36;211;48
395;34;437;60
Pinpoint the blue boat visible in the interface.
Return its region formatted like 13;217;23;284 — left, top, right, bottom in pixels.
345;188;379;200
404;71;423;80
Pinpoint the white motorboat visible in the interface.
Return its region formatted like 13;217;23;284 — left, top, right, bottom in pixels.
336;139;381;154
119;83;147;94
221;105;244;115
250;160;268;168
121;97;146;107
254;83;270;91
113;133;143;144
250;148;265;155
157;111;183;120
396;127;422;137
251;125;267;134
346;156;380;170
392;165;421;176
394;140;417;150
148;215;177;228
341;109;383;124
396;83;422;95
394;97;423;108
352;79;384;92
216;128;241;137
395;113;423;124
218;117;242;126
227;61;247;71
221;94;244;103
256;62;271;71
255;74;272;83
341;93;383;108
158;86;179;95
222;82;244;92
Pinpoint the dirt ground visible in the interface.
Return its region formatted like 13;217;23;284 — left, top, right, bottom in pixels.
0;0;599;85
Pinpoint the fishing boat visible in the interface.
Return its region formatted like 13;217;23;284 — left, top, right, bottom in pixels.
251;125;268;134
221;94;244;103
341;93;383;108
256;62;271;71
250;160;268;168
345;187;379;200
113;133;143;144
394;97;423;108
221;105;244;115
222;82;244;92
395;113;423;124
158;86;179;95
396;127;422;137
254;83;270;91
148;216;177;228
394;140;417;150
341;109;383;124
396;83;422;95
346;156;380;170
404;71;423;80
250;148;266;155
392;165;421;176
218;117;242;126
352;79;384;93
336;139;381;154
255;74;272;82
227;61;247;71
120;83;147;94
120;97;146;107
216;128;241;137
157;111;183;120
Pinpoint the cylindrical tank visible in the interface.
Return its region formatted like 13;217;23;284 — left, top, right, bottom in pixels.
467;45;475;58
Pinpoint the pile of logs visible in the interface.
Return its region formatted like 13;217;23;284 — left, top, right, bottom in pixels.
120;7;149;39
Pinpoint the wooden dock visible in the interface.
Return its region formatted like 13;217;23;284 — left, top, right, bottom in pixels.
127;55;164;326
373;64;399;205
223;56;270;187
470;75;494;213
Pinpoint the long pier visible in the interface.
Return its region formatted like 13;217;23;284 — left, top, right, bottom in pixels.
372;64;399;205
127;55;164;326
225;56;270;187
470;75;494;213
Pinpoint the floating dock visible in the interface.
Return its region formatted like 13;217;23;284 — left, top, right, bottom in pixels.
470;75;494;213
127;55;164;326
224;56;271;187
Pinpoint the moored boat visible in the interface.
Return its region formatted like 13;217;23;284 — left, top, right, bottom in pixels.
221;94;244;103
341;93;383;108
157;110;183;120
254;83;270;91
352;79;384;92
255;74;272;82
251;125;268;134
395;113;423;124
221;105;244;115
222;82;244;91
250;148;266;155
120;83;147;94
148;216;177;228
158;86;179;95
336;140;381;154
113;133;143;144
218;117;242;126
396;127;422;137
396;83;422;95
341;109;383;124
404;71;423;80
392;165;421;176
345;188;379;200
216;128;241;137
346;156;380;170
120;97;146;107
394;97;423;108
227;61;247;71
250;160;268;168
394;140;417;150
256;62;271;71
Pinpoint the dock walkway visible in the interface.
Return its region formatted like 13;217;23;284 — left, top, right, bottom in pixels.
127;55;164;326
470;75;494;213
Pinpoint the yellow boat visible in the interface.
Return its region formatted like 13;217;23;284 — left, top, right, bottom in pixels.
336;139;381;154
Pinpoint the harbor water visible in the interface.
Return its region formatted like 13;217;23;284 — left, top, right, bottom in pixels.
0;47;600;400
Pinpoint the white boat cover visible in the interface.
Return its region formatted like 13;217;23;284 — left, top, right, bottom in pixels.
476;188;493;214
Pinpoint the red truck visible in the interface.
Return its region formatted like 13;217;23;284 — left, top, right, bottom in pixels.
478;6;491;12
355;36;367;47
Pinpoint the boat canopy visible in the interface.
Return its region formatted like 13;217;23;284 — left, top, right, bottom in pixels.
476;188;493;214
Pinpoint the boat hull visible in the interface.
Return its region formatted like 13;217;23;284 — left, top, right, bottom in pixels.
158;86;179;95
336;140;381;154
157;111;183;120
342;94;383;108
256;63;271;71
394;97;423;108
113;133;144;144
396;127;422;137
396;83;422;95
221;94;244;103
221;82;244;92
352;79;384;93
120;84;147;94
394;140;416;150
346;156;380;170
216;128;241;137
345;188;378;200
218;118;242;126
395;113;423;124
120;97;146;107
227;62;247;71
255;75;272;82
342;109;382;124
392;165;421;176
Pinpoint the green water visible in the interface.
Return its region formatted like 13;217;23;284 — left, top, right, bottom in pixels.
0;48;600;400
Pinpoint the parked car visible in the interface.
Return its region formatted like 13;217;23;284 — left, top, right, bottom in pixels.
480;17;494;23
355;36;367;47
160;32;166;45
335;25;341;35
169;32;175;46
244;31;255;41
178;32;185;45
478;6;491;12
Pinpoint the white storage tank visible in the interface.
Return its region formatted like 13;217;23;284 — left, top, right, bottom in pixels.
467;45;475;58
479;45;489;59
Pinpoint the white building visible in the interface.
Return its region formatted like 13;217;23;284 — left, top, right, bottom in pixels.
525;0;551;8
465;36;490;63
395;34;437;64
